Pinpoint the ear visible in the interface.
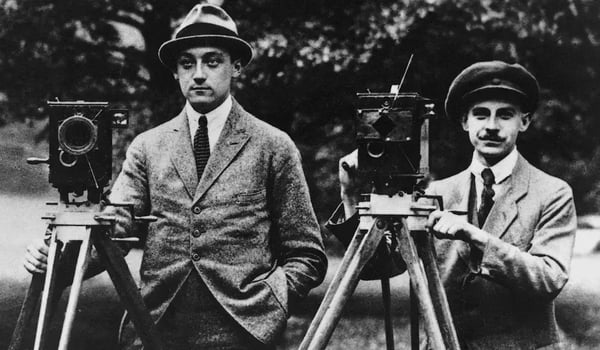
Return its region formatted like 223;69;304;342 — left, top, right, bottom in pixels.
519;113;532;132
461;113;469;131
231;59;242;78
173;72;179;80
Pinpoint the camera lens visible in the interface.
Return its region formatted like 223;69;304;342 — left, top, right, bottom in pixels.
58;115;98;155
367;141;385;158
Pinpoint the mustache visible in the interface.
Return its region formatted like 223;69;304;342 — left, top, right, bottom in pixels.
478;134;504;141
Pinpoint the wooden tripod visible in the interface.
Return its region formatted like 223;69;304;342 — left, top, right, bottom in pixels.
8;202;163;350
299;193;461;350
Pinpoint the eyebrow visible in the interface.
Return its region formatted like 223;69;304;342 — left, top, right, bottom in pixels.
178;50;226;58
497;107;517;114
471;107;490;115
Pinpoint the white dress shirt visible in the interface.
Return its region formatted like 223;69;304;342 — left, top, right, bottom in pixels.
469;147;519;208
186;95;232;152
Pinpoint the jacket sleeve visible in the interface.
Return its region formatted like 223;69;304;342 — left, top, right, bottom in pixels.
479;183;577;301
107;135;151;242
269;141;327;301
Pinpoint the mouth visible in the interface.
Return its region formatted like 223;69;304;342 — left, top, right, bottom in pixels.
190;86;211;93
479;138;504;146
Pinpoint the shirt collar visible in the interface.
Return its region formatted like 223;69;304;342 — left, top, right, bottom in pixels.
185;95;232;125
469;147;518;184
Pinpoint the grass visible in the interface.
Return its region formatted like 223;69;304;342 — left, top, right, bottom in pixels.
1;124;600;348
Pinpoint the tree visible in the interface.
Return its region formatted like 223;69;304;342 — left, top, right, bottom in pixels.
1;0;599;217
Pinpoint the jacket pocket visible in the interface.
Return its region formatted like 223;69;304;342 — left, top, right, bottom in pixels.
260;266;289;317
235;189;266;204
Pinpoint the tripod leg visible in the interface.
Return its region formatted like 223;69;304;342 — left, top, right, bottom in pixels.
33;227;61;350
299;225;364;348
381;276;395;350
299;218;387;350
91;228;164;350
418;232;461;350
58;227;92;350
393;219;445;350
410;286;419;350
8;273;45;350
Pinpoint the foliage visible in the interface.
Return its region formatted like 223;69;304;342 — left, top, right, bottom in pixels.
1;0;599;216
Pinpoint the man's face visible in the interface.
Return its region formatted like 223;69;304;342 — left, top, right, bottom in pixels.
462;98;531;166
174;46;241;114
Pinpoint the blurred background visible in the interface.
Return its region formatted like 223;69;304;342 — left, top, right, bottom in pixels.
1;0;599;348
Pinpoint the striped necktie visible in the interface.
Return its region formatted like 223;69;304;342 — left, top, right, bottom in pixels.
477;167;495;227
194;115;210;179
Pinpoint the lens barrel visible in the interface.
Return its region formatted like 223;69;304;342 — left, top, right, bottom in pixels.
57;115;98;156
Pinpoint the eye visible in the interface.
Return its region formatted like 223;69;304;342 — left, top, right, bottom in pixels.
470;107;489;119
177;56;195;69
497;109;516;119
204;55;224;68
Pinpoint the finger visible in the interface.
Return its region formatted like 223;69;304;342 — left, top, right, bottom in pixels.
427;210;443;228
23;257;46;274
26;245;48;264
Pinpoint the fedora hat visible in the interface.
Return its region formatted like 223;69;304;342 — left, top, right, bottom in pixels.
158;4;254;69
445;60;539;121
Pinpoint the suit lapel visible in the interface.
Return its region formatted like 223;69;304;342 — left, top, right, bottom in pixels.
482;154;529;239
167;110;197;199
192;100;250;204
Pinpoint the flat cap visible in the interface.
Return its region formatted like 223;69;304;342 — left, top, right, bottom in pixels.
444;60;539;121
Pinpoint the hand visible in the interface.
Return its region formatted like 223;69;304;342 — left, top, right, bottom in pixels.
427;210;488;247
339;150;360;217
24;238;50;274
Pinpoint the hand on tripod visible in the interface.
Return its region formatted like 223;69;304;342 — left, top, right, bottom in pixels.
24;237;50;274
428;210;489;251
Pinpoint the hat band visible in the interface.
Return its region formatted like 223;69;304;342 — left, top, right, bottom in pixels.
176;22;239;39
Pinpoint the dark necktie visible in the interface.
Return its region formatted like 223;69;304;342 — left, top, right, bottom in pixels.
478;167;495;227
193;115;210;179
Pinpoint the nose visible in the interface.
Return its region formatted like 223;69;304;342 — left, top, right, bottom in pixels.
485;115;499;130
192;63;207;82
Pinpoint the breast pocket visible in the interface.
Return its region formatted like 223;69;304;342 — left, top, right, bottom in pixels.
235;189;266;205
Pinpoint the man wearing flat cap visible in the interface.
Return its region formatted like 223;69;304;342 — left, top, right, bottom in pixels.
24;4;326;349
329;60;576;349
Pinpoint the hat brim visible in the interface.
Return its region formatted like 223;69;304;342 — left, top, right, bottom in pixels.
158;35;253;69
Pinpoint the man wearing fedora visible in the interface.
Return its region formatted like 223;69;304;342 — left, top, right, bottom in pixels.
24;4;326;349
329;61;576;349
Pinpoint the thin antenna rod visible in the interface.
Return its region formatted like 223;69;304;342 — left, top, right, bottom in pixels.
392;54;414;105
398;54;414;92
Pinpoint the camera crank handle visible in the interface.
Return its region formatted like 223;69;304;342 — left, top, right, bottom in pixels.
27;157;49;165
135;215;158;223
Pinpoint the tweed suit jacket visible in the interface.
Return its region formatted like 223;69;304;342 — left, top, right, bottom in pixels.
109;99;327;344
328;153;576;349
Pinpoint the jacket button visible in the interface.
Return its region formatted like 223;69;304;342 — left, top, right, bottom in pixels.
192;206;201;214
192;229;201;237
191;253;200;261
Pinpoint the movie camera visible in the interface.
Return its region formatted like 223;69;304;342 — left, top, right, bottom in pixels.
355;90;435;194
300;84;461;350
27;101;128;202
10;101;163;350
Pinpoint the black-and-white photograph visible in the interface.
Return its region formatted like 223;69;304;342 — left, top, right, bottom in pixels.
1;0;599;349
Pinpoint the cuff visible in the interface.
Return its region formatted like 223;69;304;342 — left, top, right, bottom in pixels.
325;203;360;247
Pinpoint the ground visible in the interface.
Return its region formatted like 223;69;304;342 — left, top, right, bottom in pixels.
1;195;600;349
1;122;600;349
